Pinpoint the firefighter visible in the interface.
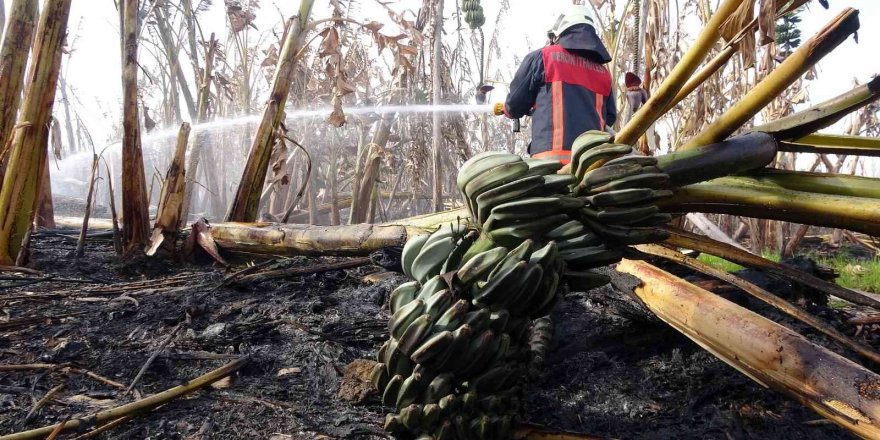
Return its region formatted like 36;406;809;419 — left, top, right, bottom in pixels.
494;5;616;164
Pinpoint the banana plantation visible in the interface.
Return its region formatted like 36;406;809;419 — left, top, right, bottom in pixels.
2;0;880;439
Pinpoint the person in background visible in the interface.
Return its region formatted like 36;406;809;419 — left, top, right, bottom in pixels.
624;71;649;119
494;5;616;165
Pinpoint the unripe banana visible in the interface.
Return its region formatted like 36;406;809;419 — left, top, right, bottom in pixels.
457;151;515;191
528;241;560;271
461;308;492;335
387;344;414;378
587;188;672;207
469;364;515;395
489;310;510;334
486;214;570;248
418;275;447;300
487;239;533;279
424;289;454;321
383;374;404;406
434;324;474;372
458;328;497;377
464;161;530;207
470;415;492;440
581;217;670;245
390;299;425;339
399;314;434;356
397;371;428;408
574;144;633;182
456;246;507;287
433;299;470;333
412;330;454;365
490;196;584;220
402;234;430;279
371;361;389;392
578;162;646;191
422;403;441;430
490;333;511;365
384;413;405;434
559;246;623;269
390;281;419;314
603;154;658;167
435;421;454;440
411;237;458;283
424;374;454;404
555;232;603;250
541;173;577;193
473;261;528;308
596;205;660;225
438;394;459;417
571;131;614;172
475;175;545;224
544;220;585;240
523;158;563;177
571;130;612;165
400;403;423;430
507;263;544;316
441;231;478;274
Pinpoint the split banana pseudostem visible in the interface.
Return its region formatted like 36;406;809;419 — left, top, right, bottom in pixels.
377;132;673;439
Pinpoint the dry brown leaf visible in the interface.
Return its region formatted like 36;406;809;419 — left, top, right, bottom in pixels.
319;27;340;57
758;0;777;45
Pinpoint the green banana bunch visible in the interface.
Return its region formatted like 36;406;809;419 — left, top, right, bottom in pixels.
379;136;682;438
377;226;567;439
569;130;673;250
461;0;485;28
458;152;589;250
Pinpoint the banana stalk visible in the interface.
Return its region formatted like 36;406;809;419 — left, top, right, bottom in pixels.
680;8;861;150
744;168;880;199
616;259;880;440
656;132;777;187
658;177;880;236
757;76;880;141
780;133;880;157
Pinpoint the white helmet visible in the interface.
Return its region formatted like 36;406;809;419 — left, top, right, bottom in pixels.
548;5;595;39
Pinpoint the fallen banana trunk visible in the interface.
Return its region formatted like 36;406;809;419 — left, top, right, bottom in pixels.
211;209;469;257
659;176;880;236
616;259;880;439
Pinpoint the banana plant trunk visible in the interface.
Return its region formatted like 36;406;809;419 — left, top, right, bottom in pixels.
0;0;38;182
659;176;880;236
180;34;218;225
120;0;151;254
0;0;71;265
616;259;880;439
226;1;314;222
147;123;191;256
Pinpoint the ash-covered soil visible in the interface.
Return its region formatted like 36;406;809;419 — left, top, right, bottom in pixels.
0;233;867;439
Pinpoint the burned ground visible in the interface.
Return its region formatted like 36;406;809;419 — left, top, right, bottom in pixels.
0;235;865;439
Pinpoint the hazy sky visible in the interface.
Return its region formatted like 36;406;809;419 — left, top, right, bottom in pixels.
4;0;878;149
